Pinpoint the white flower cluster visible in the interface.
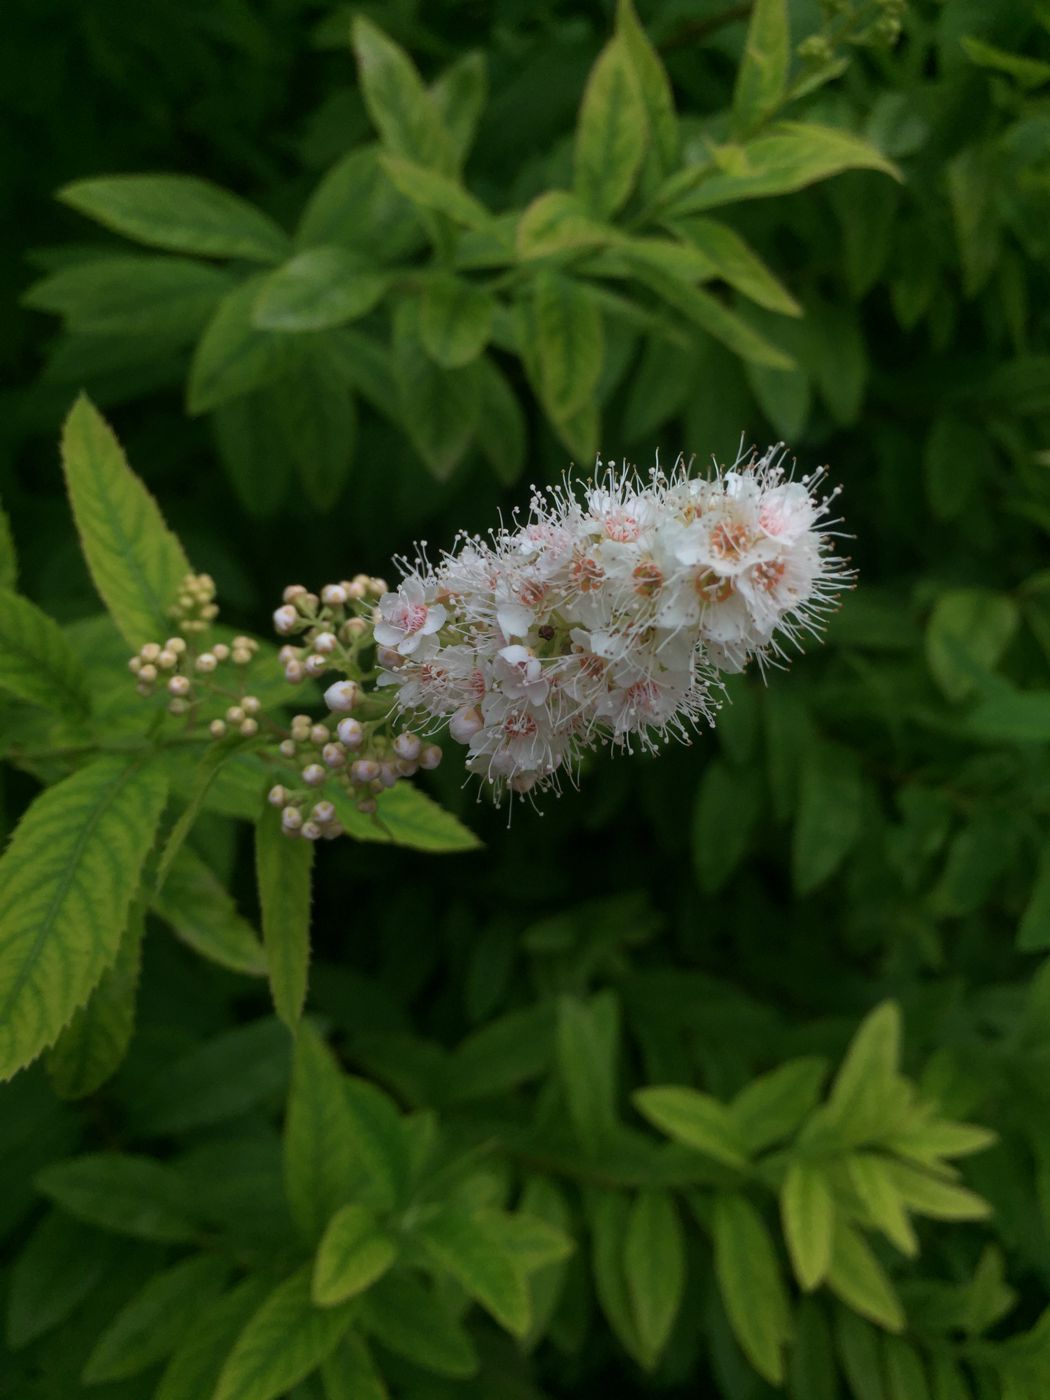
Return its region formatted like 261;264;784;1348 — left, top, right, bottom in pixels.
377;445;852;801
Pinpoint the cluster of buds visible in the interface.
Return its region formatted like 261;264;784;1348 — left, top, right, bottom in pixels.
268;702;442;839
128;633;260;715
168;571;220;635
272;577;386;683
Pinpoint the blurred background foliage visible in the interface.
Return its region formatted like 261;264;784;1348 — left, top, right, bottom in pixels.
5;0;1050;1397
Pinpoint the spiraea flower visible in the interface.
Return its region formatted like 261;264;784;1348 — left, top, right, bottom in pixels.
376;444;852;801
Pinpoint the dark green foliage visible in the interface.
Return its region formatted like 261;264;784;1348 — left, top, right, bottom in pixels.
4;1;1050;1397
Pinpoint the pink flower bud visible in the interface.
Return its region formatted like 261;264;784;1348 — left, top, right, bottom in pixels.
302;763;326;787
310;723;329;746
282;806;303;831
336;717;364;748
419;744;442;770
283;585;307;602
301;820;322;841
210;719;227;738
351;759;381;785
239;718;259;737
304;654;328;677
284;660;305;683
325;680;360;713
195;653;217;673
274;605;298;635
268;785;286;806
322;742;346;768
279;739;297;758
167;675;190;697
379;763;399;789
313;631;337;655
322;584;347;607
311;801;335;824
393;732;422;761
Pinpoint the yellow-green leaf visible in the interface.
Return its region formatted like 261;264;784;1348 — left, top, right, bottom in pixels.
713;1192;792;1385
256;813;313;1030
781;1160;835;1289
253;247;388;331
574;35;648;217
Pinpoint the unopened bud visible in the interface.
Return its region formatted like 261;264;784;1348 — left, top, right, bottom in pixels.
450;706;483;743
195;653;217;673
300;820;322;841
304;654;328;677
378;763;400;789
419;744;442;770
309;723;329;746
351;759;381;785
313;631;337;655
321;584;347;607
157;649;177;670
357;796;378;814
336;717;364;748
324;680;359;713
344;617;368;639
232;647;252;665
283;585;308;603
141;642;160;662
128;656;142;674
139;664;157;684
393;732;421;761
279;739;297;758
168;698;189;715
210;719;227;738
311;800;335;824
268;785;287;807
346;580;366;601
212;643;230;661
322;742;346;768
242;695;260;715
165;637;187;654
226;706;245;725
282;806;303;831
273;605;298;635
239;718;259;737
376;646;401;669
167;675;191;697
302;763;326;787
284;660;305;683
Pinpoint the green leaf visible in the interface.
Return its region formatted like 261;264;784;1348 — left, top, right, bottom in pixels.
343;1075;411;1210
351;16;448;168
0;588;91;715
882;1336;930;1399
574;35;648;217
156;1277;272;1400
252;247;389;332
1020;843;1050;952
476;356;526;486
626;254;794;369
961;36;1050;89
528;270;604;420
213;1267;354;1400
153;845;267;977
380;154;492;228
670;216;801;315
60;395;191;649
792;741;863;894
928;1355;972;1400
516;191;613;261
36;1152;199;1242
211;390;293;518
296;146;422;260
285;1021;359;1242
926;589;1018;702
0;755;167;1080
320;1331;390;1400
23;254;233;339
256;812;314;1030
313;1203;397;1306
587;1188;647;1366
6;1212;120;1349
923;417;991;523
967;686;1050;742
430;50;488;168
882;1160;991;1222
271;350;356;510
624;1189;685;1365
518;1178;573;1349
692;758;762;892
557;992;619;1153
445;1001;554;1103
713;1192;792;1385
847;1153;917;1256
733;0;789;135
781;1161;835;1290
420;274;494;368
358;1271;479;1378
822;1002;901;1145
662;122;900;218
46;902;143;1099
372;782;481;852
730;1057;828;1153
82;1253;227;1384
392;300;481;480
57;174;289;262
616;0;678;183
633;1085;748;1168
788;1298;839;1400
834;1307;887;1400
0;496;16;590
188;276;291;415
826;1221;905;1332
946;144;999;298
415;1204;531;1336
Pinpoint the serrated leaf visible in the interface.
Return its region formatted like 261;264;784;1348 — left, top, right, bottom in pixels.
256;812;313;1030
575;36;648;217
730;1057;827;1153
781;1160;835;1289
153;844;267;977
213;1267;354;1400
633;1085;748;1167
46;902;143;1099
343;1075;411;1210
320;1331;390;1400
713;1192;792;1385
380;154;491;228
188;276;291;415
0;756;167;1080
358;1272;479;1378
826;1221;905;1333
670;216;801;315
624;1189;685;1365
557;992;619;1153
6;1213;120;1349
662;122;899;218
24;254;233;339
313;1203;397;1306
420;274;493;368
57;174;289;262
616;0;678;183
36;1152;199;1242
0;588;91;715
285;1021;359;1242
60;395;191;649
792;741;863;894
352;17;448;168
733;0;790;136
528;270;604;420
253;247;388;332
415;1204;531;1336
83;1253;227;1384
156;1276;273;1400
